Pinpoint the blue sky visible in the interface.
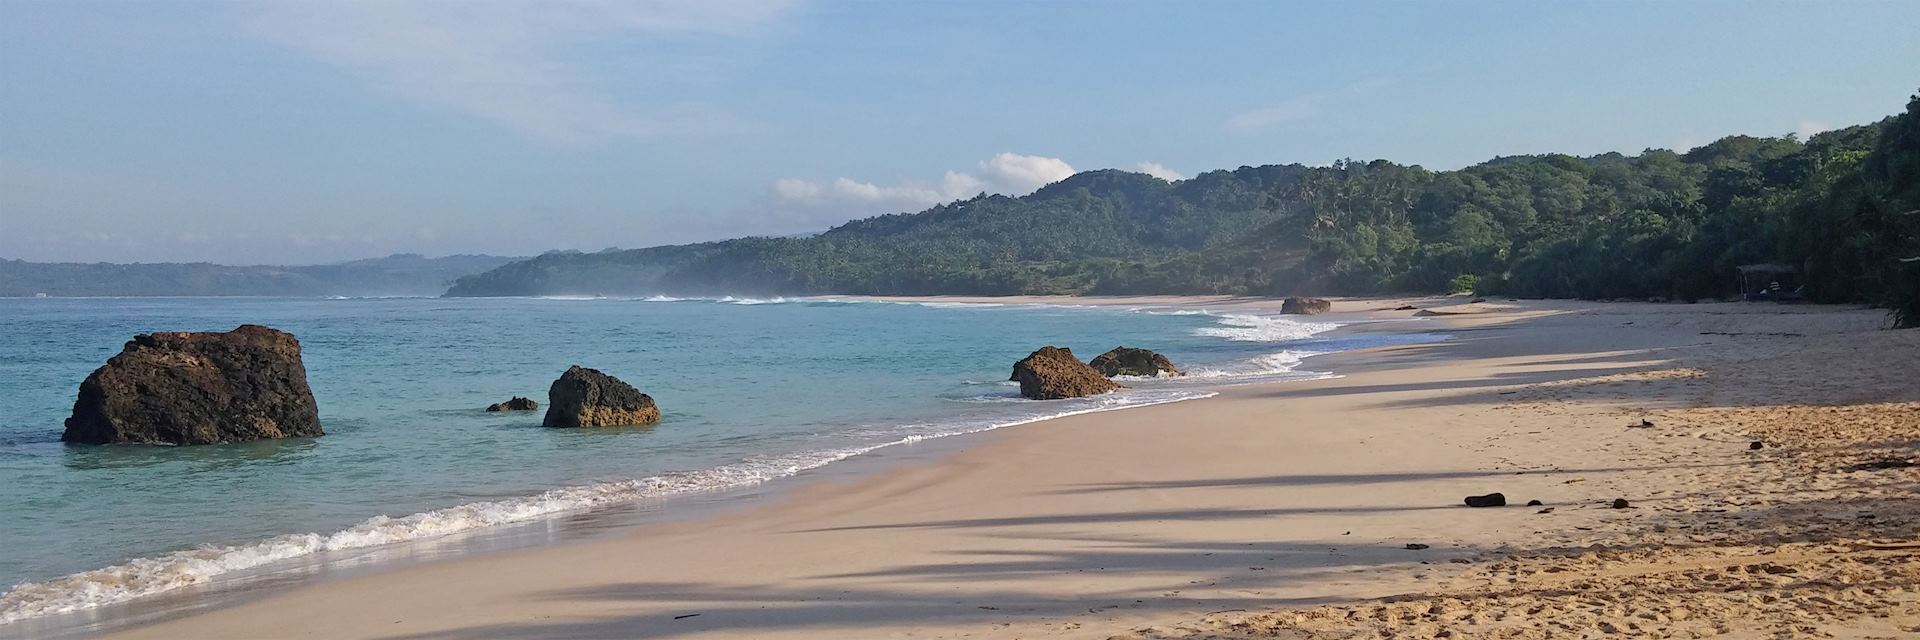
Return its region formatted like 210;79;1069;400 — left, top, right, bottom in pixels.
2;0;1916;264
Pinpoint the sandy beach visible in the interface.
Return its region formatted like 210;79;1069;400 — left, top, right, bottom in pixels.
91;297;1920;639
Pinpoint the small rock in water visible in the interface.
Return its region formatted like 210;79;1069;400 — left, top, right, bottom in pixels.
1464;492;1506;508
486;396;538;412
1611;498;1632;509
1404;543;1430;550
1394;305;1418;311
1087;346;1182;378
1526;499;1543;506
1749;441;1765;450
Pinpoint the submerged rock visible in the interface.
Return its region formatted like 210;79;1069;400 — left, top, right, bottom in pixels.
543;366;660;428
1009;346;1124;400
1088;346;1182;378
63;325;322;445
486;396;539;412
1280;297;1332;315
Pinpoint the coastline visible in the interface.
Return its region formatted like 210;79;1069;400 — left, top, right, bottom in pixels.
24;296;1920;639
0;295;1375;636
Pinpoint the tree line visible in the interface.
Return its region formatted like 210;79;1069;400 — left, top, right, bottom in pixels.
447;92;1920;327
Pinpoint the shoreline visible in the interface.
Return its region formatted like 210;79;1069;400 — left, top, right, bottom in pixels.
57;296;1521;637
22;295;1920;639
1;295;1398;638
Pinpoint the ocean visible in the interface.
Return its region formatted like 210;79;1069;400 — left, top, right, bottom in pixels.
0;296;1428;626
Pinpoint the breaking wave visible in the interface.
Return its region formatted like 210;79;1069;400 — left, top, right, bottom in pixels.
0;389;1213;624
1193;314;1340;342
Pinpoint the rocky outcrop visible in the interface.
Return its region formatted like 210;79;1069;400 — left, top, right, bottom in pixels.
1280;297;1332;315
1009;346;1124;400
63;325;322;445
543;366;660;428
486;396;538;412
1088;347;1182;378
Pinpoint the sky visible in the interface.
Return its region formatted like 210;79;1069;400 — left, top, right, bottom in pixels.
2;1;1917;265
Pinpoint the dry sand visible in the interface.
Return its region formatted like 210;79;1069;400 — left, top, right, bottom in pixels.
95;297;1920;639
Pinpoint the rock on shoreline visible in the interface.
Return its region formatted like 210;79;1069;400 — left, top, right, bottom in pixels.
62;325;323;445
543;366;660;428
1010;346;1124;400
1280;297;1332;315
1088;346;1182;377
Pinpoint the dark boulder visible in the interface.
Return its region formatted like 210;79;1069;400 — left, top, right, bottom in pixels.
63;325;322;445
1464;492;1507;508
486;396;539;412
1010;347;1124;400
1088;346;1182;378
1280;297;1332;315
543;366;660;428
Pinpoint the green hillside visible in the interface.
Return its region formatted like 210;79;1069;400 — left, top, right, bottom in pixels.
447;92;1919;325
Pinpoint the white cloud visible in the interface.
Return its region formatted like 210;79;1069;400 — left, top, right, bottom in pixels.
773;152;1075;210
1227;97;1319;132
246;0;795;146
1134;161;1184;181
1797;120;1831;140
977;152;1076;193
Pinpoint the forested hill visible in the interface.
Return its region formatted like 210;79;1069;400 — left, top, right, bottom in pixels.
446;163;1311;297
446;91;1920;325
1;253;520;297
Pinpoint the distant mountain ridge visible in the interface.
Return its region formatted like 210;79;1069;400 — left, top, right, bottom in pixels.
0;253;521;297
445;90;1919;328
444;164;1310;297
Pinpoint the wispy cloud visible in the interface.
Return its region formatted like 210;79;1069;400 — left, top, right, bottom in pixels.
1227;78;1396;134
245;0;796;147
774;152;1076;209
1227;97;1319;132
1134;161;1184;181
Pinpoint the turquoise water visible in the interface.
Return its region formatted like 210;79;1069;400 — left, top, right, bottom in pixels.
0;296;1406;622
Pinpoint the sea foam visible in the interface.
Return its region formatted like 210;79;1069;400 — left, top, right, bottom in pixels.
0;389;1213;624
1193;314;1339;342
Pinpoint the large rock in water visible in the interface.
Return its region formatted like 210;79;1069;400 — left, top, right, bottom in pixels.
1088;346;1182;377
543;366;660;428
1009;346;1125;400
1280;297;1332;315
62;325;322;445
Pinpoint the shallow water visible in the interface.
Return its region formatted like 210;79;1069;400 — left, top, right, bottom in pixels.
0;296;1431;623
